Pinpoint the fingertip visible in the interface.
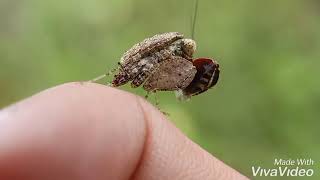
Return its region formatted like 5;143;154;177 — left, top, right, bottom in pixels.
0;82;247;180
0;82;149;180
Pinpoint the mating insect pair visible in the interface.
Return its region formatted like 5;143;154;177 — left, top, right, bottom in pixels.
92;32;220;101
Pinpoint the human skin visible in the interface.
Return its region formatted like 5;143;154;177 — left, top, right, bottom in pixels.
0;82;248;180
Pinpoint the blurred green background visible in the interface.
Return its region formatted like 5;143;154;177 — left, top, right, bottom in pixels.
1;0;319;179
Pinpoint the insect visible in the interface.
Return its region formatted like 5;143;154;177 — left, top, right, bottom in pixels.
91;0;220;101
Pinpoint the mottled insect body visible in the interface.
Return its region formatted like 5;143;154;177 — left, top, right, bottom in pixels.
113;32;196;88
101;31;220;100
91;0;220;101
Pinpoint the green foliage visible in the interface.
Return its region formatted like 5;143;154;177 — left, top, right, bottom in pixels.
1;0;319;178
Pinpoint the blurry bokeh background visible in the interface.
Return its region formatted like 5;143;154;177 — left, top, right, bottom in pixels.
1;0;319;179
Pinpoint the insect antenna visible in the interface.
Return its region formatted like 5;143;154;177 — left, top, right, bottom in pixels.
89;68;117;83
191;0;199;40
90;74;107;82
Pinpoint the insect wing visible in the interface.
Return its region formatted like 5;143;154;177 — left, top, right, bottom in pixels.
143;57;197;91
120;32;184;65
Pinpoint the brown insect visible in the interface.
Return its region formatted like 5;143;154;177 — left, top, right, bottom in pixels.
92;32;220;100
91;0;220;100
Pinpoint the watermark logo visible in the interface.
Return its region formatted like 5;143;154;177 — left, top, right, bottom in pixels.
252;158;315;177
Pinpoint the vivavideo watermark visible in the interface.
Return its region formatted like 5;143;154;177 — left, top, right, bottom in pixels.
252;158;315;177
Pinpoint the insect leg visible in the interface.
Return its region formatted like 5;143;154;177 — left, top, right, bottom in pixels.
147;91;170;116
145;91;150;99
